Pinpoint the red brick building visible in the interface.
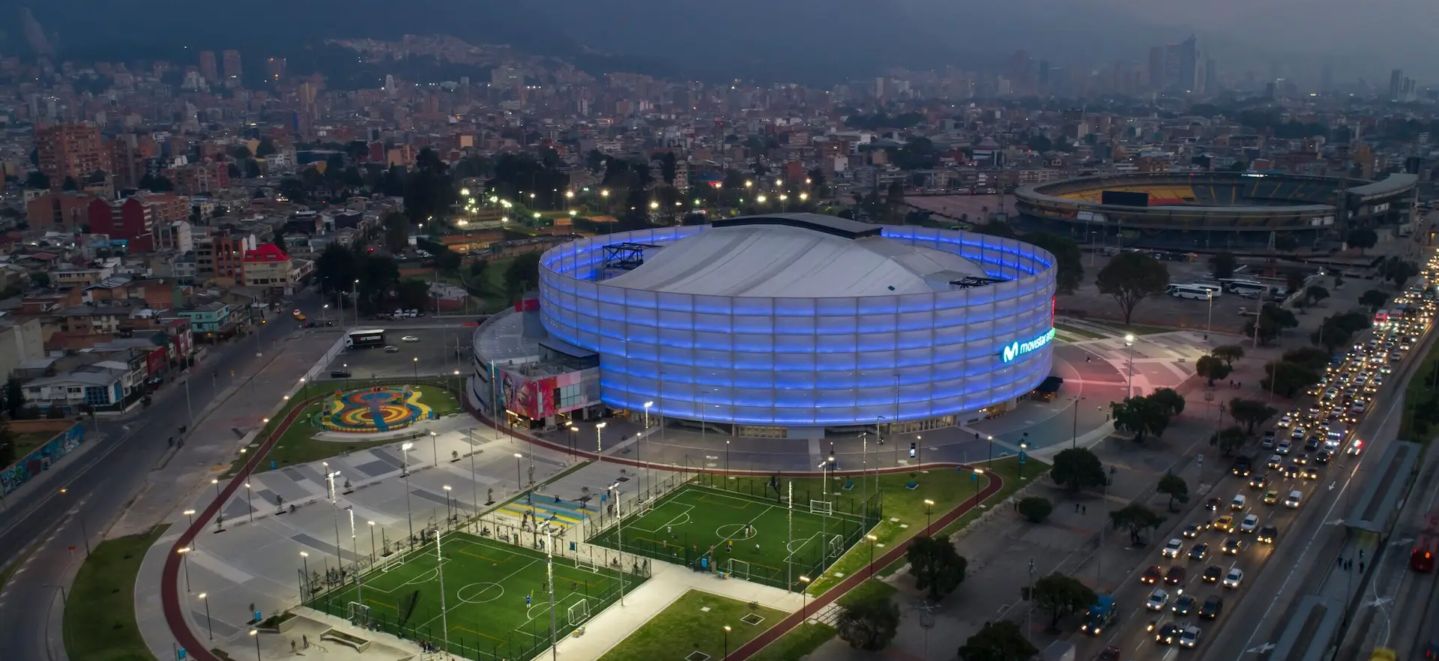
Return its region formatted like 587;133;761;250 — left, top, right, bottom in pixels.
36;124;111;188
87;198;155;252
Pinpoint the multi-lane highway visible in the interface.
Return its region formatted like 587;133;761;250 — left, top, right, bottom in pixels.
1069;275;1438;661
0;289;327;660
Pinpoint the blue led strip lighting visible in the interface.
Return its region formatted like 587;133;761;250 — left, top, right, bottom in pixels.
536;223;1057;426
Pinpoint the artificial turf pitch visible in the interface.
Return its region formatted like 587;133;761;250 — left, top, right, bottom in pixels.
588;483;871;589
312;532;637;660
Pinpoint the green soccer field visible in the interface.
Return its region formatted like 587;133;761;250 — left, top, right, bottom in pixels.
589;483;874;590
310;532;641;660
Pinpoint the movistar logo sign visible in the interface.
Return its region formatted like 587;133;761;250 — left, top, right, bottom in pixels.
1001;328;1056;363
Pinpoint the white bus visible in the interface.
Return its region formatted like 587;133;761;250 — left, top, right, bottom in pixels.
1218;278;1268;297
1168;284;1216;300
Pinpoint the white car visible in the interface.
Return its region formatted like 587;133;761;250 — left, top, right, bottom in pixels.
1180;625;1201;649
1240;514;1259;534
1222;567;1244;589
1146;587;1170;611
401;335;420;343
1161;538;1184;559
1284;490;1303;509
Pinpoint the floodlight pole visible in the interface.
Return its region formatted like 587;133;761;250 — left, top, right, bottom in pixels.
435;530;449;655
610;482;626;606
787;480;793;592
546;526;558;661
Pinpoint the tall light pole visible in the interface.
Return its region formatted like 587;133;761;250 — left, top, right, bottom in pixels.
348;507;362;606
1124;333;1136;398
468;426;479;515
182;509;196;548
442;484;453;524
429;430;439;467
513;452;524;491
300;551;310;598
412;356;419;380
923;499;935;532
723;624;732;660
177;546;193;593
434;530;450;655
1205;291;1214;339
609;482;626;605
198;592;213;640
567;424;578;462
798;575;811;619
249;628;260;661
595;421;607;467
972;467;985;505
866;534;879;576
642;401;652;430
244;481;254;523
367;521;377;564
545;524;559;661
401;441;414;542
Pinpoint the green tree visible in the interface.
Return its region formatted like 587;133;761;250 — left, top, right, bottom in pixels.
1150;388;1186;416
1345;227;1378;253
659;152;678;186
1228;398;1278;434
1244;305;1298;345
835;591;900;651
0;421;14;467
1017;496;1053;523
23;171;49;190
1196;354;1232;386
396;279;431;311
906;535;967;602
434;248;462;274
315;243;358;294
1109;502;1163;546
1211;344;1245;366
959;620;1036;661
1359;289;1390;312
1111;394;1178;442
382;212;410;253
1303;285;1330;307
1157;472;1188;512
356;255;399;313
30;272;51;288
4;377;24;419
1049;448;1107;492
62;176;79;191
1032;573;1097;632
1209;252;1238;279
1261;360;1322;398
1096;252;1170;325
503;253;542;302
1023;232;1084;295
1215;425;1248;456
1381;257;1420;288
1282;346;1334;371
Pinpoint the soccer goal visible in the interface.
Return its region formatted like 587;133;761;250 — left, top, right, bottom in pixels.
808;500;833;515
574;557;601;574
728;558;751;581
567;599;591;626
346;601;371;627
826;534;845;559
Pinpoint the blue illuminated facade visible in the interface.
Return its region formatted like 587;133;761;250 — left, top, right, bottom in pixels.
537;223;1057;429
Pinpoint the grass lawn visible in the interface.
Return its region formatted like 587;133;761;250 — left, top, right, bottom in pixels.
64;525;167;661
11;430;59;460
225;380;464;476
590;483;871;590
313;532;641;661
1401;337;1439;442
598;590;787;661
748;621;836;661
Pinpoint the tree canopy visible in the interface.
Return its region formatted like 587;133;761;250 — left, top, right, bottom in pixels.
1110;502;1163;545
835;590;901;650
1228;398;1277;434
959;620;1036;661
1157;472;1188;511
1096;252;1169;325
1196;355;1232;386
1032;573;1097;632
1049;448;1107;493
907;535;967;602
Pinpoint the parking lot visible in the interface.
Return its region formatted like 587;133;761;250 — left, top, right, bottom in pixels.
321;326;471;381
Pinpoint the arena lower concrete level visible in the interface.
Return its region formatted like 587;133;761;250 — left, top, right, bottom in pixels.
524;214;1057;434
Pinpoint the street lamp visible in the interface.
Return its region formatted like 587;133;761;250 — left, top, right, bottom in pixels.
972;467;985;504
595;422;607;466
1205;291;1214;339
412;356;419;379
401;442;415;542
244;481;254;523
300;550;310;598
177;546;193;593
249;628;260;661
514;452;524;491
1124;333;1136;397
608;482;627;605
798;575;811;619
429;430;439;467
442;484;453;524
866;534;879;576
367;520;377;564
723;624;732;660
198;592;213;640
923;499;935;532
182;509;196;545
642;401;653;429
1019;442;1030;480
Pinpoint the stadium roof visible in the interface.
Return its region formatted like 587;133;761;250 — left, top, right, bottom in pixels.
1348;173;1418;200
605;223;986;297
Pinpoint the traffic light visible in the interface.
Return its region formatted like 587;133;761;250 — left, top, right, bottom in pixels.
909;442;917;458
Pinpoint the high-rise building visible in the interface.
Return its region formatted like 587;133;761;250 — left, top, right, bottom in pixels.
1389;69;1404;101
221;50;243;84
36;124;110;188
1147;46;1165;90
198;50;218;81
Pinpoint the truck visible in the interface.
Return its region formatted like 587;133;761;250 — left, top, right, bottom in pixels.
1079;594;1117;636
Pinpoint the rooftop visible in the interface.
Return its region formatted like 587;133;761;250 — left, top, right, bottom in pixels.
604;222;985;297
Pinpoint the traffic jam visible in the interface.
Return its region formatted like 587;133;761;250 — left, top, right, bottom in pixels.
1085;267;1439;660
